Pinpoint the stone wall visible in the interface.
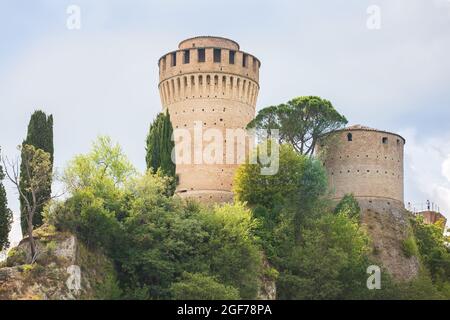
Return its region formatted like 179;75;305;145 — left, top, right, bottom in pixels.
319;126;405;205
159;37;260;203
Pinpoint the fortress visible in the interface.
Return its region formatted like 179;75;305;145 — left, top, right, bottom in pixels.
157;37;409;211
319;124;405;207
319;126;421;280
158;36;260;202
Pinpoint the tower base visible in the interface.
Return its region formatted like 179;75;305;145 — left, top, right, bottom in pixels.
175;190;234;204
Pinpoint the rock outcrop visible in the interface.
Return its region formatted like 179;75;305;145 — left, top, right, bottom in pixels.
0;225;119;300
360;199;420;281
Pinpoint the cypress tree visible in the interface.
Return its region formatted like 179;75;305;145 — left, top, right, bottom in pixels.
0;147;13;251
146;111;176;188
19;110;54;234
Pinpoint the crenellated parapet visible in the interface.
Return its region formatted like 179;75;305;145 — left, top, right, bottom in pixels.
158;36;260;109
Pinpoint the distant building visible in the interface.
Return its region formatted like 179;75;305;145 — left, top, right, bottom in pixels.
417;210;447;228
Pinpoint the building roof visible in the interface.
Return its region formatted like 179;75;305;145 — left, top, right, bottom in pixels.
336;124;406;143
178;36;240;50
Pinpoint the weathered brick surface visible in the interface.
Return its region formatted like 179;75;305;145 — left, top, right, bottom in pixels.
320;127;405;205
158;37;260;203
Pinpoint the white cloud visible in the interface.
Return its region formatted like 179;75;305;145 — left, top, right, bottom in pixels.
1;31;173;246
442;156;450;182
2;0;450;245
402;128;450;224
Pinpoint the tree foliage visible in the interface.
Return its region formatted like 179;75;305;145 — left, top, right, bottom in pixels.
47;137;262;300
170;272;240;300
247;96;347;156
146;111;176;179
334;194;361;220
411;216;450;284
0;148;13;251
277;211;371;300
234;142;328;210
20;110;54;233
234;142;328;242
4;145;53;260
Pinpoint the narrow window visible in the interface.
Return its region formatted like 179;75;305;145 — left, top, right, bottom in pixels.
183;50;190;64
397;139;400;146
161;57;166;70
382;137;388;144
198;48;205;62
242;54;248;67
229;50;236;64
171;52;177;67
347;133;353;141
253;58;257;71
214;49;221;63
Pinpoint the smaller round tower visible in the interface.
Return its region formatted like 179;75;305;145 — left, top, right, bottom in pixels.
319;125;405;206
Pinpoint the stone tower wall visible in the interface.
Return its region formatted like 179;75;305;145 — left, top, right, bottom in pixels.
158;37;260;202
320;128;405;205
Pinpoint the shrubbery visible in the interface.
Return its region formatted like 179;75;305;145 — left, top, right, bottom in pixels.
45;137;263;300
43;137;450;300
170;272;240;300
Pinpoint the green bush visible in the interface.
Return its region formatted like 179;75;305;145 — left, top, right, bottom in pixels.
402;236;419;258
6;247;28;267
50;137;263;300
170;273;239;300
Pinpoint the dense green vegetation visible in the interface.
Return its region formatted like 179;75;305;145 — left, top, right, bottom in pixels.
0;148;13;252
410;216;450;296
45;137;262;299
233;141;450;299
20;110;54;233
234;143;371;299
2;99;448;300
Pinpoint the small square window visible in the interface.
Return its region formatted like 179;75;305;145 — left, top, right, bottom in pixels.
382;137;388;144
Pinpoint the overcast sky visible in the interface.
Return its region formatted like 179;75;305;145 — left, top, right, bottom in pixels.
1;0;450;246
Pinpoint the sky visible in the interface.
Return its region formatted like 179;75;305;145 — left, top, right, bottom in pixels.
0;0;450;247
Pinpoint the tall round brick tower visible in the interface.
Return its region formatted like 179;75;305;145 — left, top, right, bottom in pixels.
158;36;261;203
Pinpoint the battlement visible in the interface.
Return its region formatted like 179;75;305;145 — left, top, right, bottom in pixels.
158;41;260;89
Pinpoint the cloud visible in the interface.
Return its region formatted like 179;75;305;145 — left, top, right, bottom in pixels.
402;128;450;223
2;0;450;245
442;156;450;182
0;31;173;246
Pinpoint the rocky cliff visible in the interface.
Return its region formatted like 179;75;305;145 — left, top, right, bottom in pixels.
0;225;120;300
360;199;420;281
